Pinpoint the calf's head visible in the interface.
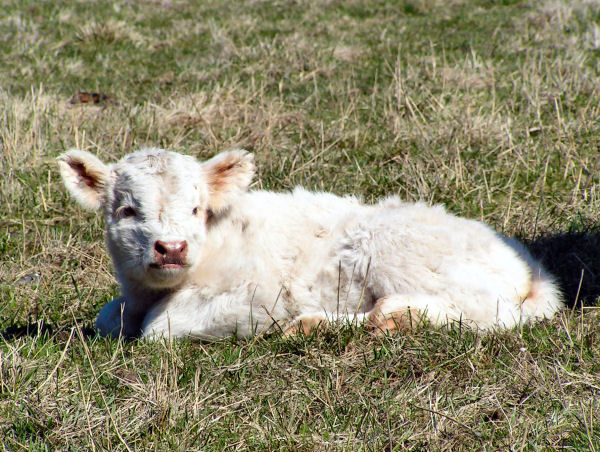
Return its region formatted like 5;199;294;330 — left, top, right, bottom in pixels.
58;148;255;289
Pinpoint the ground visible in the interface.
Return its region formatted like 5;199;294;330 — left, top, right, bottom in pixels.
1;0;600;449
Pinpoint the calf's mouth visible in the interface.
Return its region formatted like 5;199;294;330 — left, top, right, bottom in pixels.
149;261;188;270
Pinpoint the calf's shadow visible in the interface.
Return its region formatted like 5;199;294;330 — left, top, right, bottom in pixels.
526;229;600;308
0;320;95;342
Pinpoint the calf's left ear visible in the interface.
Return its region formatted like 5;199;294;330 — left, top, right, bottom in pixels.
202;150;255;213
57;149;112;210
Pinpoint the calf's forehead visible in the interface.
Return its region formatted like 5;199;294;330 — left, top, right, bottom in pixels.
112;150;204;198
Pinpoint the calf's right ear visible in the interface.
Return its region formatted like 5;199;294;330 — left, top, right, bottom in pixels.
203;150;255;213
57;149;112;210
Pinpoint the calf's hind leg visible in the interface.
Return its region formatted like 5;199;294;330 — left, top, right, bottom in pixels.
283;314;328;336
366;294;459;335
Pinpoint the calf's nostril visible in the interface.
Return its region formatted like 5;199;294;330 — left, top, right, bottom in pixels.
179;241;188;255
154;241;168;256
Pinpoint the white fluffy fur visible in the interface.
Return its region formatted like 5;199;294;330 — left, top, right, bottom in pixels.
58;147;563;340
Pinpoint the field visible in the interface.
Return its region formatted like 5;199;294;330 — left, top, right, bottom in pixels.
2;0;600;449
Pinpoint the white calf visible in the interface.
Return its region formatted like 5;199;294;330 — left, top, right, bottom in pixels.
58;148;563;339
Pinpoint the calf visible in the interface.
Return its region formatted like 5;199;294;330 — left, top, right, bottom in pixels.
58;148;563;339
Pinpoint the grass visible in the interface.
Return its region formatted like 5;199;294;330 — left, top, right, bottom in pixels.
2;0;600;449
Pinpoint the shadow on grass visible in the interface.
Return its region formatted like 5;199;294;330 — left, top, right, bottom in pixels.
527;230;600;308
0;320;96;341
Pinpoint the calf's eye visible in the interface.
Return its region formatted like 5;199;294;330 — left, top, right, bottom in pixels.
116;206;137;219
192;207;199;216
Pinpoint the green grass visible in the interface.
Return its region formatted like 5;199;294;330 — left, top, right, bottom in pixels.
2;0;600;449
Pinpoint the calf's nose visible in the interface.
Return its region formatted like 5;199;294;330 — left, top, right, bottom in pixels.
153;240;188;266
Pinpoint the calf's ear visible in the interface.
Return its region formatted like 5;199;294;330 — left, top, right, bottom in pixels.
202;150;255;213
57;149;112;210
